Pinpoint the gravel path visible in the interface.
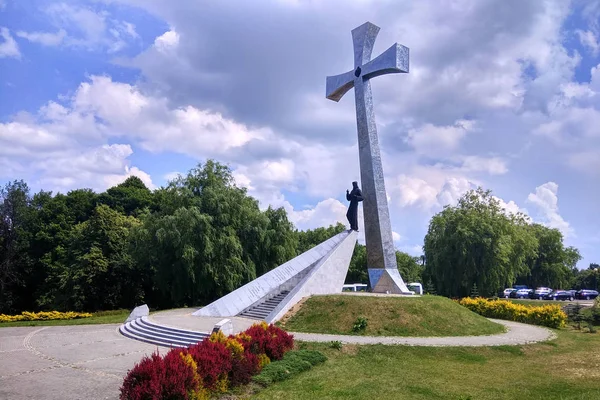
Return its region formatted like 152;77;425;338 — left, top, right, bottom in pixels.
289;319;556;347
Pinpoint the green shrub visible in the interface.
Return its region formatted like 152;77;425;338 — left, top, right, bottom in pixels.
330;340;343;350
252;350;327;386
352;316;368;332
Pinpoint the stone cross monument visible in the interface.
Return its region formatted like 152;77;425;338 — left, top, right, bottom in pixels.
326;22;411;294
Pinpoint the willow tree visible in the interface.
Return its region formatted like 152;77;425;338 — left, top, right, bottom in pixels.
133;160;297;308
424;187;537;297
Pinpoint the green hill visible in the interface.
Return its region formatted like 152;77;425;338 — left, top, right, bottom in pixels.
279;295;504;337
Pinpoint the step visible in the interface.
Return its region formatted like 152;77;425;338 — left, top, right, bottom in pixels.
122;322;197;348
129;320;205;345
119;324;189;349
240;310;269;318
240;314;265;320
137;318;208;341
124;321;198;347
139;317;210;337
240;309;269;316
252;305;275;312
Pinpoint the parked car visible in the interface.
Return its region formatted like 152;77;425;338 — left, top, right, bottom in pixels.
501;288;517;298
543;290;575;301
576;289;599;300
531;287;553;300
510;288;533;299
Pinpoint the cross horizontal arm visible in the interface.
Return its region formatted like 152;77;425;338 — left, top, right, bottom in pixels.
325;70;356;102
361;43;409;80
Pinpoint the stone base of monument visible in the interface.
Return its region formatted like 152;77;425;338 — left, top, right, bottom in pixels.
193;230;357;323
368;268;414;295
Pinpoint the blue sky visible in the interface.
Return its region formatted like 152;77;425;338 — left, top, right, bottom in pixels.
1;0;599;269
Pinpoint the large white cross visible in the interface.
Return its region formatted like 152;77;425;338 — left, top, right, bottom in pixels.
326;22;411;294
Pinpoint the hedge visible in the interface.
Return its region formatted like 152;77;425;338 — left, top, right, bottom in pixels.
458;297;566;328
0;311;92;323
120;322;295;400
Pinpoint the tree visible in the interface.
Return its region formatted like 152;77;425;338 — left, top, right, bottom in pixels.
132;160;297;308
396;252;424;283
346;244;368;284
296;223;347;254
41;205;142;311
424;279;436;295
424;187;537;298
345;243;422;286
520;224;581;289
98;176;153;216
0;180;33;313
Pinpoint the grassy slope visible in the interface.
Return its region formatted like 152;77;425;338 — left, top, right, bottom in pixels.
255;329;600;400
0;309;130;327
279;295;504;337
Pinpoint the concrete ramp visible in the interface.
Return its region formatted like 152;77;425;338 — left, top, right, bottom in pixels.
193;230;357;323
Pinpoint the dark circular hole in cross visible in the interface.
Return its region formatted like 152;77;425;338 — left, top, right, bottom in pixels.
354;67;361;77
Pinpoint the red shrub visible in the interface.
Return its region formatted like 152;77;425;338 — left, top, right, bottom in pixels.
186;339;232;390
161;350;200;398
120;350;200;400
229;350;260;386
265;325;294;360
121;323;295;399
243;323;294;361
120;351;164;400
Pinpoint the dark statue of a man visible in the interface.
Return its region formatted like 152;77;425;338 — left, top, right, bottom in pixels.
346;181;363;231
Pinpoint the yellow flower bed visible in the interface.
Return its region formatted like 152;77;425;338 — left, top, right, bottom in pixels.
0;311;93;323
458;297;566;328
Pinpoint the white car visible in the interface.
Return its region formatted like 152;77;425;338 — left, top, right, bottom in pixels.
514;289;533;299
502;288;516;298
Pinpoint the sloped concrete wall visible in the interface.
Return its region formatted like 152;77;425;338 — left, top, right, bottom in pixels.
193;230;352;318
266;230;357;323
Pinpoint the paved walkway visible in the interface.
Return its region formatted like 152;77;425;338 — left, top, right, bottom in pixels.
148;309;556;347
0;324;161;400
290;319;556;347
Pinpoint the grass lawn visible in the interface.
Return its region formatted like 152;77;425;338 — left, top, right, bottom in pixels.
254;329;600;400
278;295;504;337
0;309;130;327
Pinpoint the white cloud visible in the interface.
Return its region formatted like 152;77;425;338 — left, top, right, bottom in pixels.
0;27;20;58
492;196;531;221
404;120;475;156
390;175;440;209
436;177;476;208
459;156;509;175
576;29;600;56
526;182;573;237
31;144;155;192
287;198;348;231
163;171;183;183
154;30;179;53
16;29;67;46
392;231;401;242
16;3;139;52
566;151;600;174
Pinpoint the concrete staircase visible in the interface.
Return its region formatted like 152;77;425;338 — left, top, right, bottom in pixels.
119;316;209;348
238;290;290;320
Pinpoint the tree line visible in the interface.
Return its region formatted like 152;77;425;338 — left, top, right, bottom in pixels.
0;160;422;314
1;160;592;313
423;187;590;298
